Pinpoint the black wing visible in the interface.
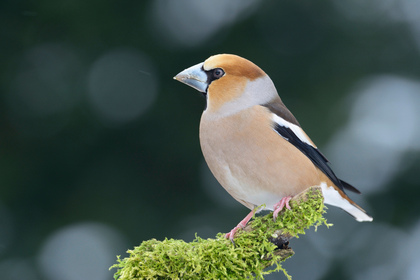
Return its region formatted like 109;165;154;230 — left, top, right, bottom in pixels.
273;123;360;194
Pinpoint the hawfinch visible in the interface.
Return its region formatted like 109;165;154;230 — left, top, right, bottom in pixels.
174;54;373;241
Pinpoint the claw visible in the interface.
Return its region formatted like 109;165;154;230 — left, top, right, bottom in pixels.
225;209;255;242
273;196;292;221
225;225;241;244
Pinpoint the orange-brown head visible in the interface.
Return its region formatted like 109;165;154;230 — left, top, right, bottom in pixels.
174;54;280;115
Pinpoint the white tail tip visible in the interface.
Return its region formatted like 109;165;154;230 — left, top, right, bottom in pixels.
320;183;373;222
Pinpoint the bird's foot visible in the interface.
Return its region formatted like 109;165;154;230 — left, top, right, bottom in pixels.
225;209;255;243
225;225;243;242
273;196;292;221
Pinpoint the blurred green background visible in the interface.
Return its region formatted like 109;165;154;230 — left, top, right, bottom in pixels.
1;0;420;279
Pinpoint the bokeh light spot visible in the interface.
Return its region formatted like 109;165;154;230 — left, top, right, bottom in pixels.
403;219;420;279
37;222;126;280
150;0;259;48
87;48;158;125
326;75;420;192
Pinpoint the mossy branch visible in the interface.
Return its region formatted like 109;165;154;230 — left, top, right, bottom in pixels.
110;186;331;280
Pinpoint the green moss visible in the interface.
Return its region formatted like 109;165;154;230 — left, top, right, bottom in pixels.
110;188;330;280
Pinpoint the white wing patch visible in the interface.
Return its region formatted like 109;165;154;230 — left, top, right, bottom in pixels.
271;114;315;148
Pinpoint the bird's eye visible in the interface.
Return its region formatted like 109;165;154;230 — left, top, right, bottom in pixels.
213;68;225;79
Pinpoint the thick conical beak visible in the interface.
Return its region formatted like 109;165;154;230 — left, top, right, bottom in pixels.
174;62;208;93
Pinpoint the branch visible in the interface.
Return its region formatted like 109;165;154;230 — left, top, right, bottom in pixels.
110;186;330;280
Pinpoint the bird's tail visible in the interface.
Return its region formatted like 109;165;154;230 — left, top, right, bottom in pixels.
320;182;373;222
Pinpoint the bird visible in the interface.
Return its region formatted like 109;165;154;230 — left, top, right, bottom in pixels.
174;54;373;241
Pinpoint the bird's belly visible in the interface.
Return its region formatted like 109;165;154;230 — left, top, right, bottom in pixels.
200;108;320;210
201;138;319;210
218;163;286;210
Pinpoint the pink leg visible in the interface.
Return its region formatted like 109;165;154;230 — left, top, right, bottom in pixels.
273;196;292;221
225;209;255;242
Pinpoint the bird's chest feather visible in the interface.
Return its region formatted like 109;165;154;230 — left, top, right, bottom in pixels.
199;107;316;209
199;109;266;180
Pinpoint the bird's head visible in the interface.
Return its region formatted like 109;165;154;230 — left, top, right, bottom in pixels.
174;54;279;115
